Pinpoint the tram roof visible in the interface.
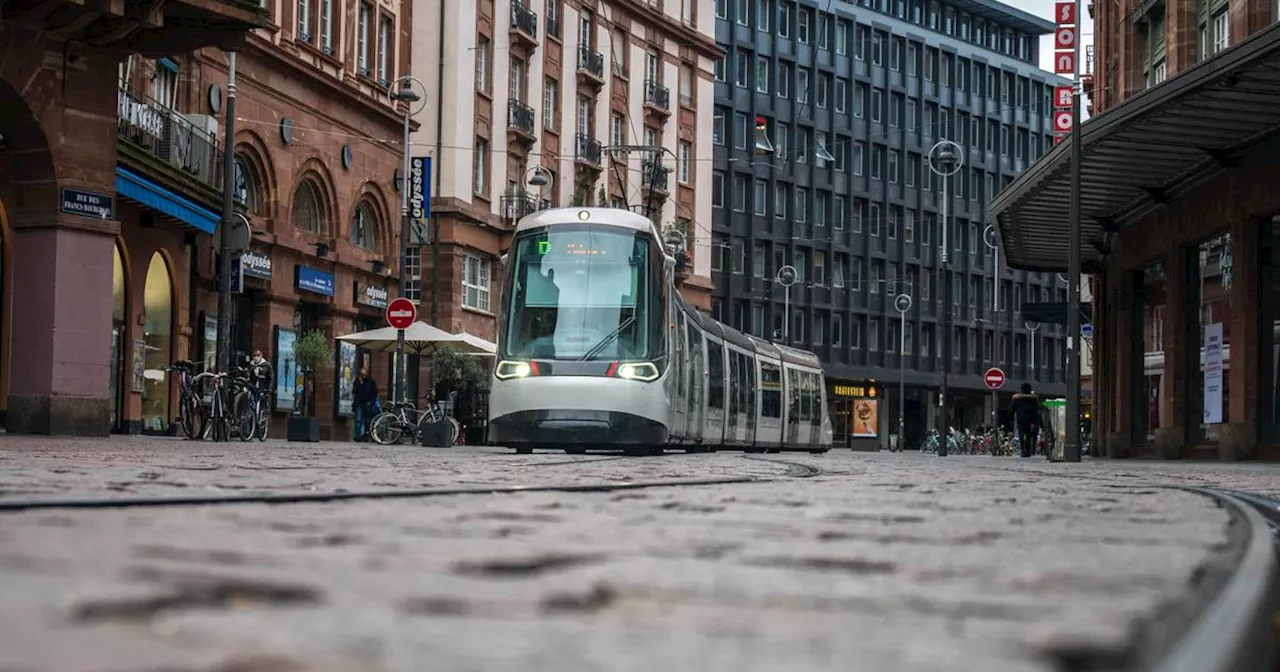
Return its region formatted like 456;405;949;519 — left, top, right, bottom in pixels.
514;207;661;237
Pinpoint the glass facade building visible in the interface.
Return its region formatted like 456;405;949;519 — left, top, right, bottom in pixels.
708;0;1071;447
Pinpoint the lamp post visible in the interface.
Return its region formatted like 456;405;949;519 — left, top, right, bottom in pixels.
928;140;963;457
1026;320;1041;378
984;225;1001;425
894;293;912;452
776;265;798;343
390;76;427;405
215;52;238;378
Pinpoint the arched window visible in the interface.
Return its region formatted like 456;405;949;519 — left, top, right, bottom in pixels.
233;155;260;213
350;201;378;250
292;179;324;233
141;252;173;433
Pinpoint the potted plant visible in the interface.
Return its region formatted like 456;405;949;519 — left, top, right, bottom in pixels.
287;330;333;442
420;345;491;446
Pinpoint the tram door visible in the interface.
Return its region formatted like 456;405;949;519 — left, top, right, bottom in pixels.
687;328;703;441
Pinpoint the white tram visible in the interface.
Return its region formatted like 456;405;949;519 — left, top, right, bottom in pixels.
487;207;833;455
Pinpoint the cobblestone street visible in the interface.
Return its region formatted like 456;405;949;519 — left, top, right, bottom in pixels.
1;436;1276;672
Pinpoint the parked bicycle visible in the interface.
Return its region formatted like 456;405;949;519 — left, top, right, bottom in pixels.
164;360;204;440
368;391;461;446
229;364;271;442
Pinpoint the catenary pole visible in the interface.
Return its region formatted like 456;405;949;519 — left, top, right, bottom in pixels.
1064;0;1083;463
216;52;238;376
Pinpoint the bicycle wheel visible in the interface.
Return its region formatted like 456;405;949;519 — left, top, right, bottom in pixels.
369;412;404;445
255;401;269;442
235;395;256;442
179;392;203;440
446;417;461;446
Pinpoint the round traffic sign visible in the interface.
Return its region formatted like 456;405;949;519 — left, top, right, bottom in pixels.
894;293;912;313
386;297;417;330
1054;110;1073;133
984;367;1006;390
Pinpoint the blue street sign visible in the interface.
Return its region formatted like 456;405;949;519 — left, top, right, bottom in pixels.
1081;323;1093;338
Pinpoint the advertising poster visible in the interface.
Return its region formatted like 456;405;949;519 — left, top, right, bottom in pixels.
274;327;298;413
852;399;879;438
1203;322;1224;424
336;341;357;417
131;338;146;393
202;314;217;405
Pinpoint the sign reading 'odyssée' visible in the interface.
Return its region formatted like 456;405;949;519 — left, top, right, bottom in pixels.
239;250;273;280
355;280;389;309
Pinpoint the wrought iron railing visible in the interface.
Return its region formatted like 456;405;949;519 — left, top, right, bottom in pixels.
576;134;603;165
577;45;604;79
117;84;224;192
510;2;538;39
644;79;670;110
507;100;536;136
642;161;671;191
500;191;550;221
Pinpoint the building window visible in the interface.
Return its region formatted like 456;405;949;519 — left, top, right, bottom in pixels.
678;141;692;183
350;201;378;250
377;13;392;84
462;254;492;312
292;179;324;233
357;1;372;76
404;246;422;302
544;79;558;130
476;37;490;93
473;137;489;195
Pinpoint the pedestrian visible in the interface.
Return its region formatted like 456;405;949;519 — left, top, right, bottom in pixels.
352;368;378;441
1011;382;1041;458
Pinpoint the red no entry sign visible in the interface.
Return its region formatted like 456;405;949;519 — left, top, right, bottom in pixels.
386;297;417;330
984;367;1006;390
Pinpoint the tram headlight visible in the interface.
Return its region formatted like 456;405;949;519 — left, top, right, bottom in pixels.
495;360;535;380
614;362;660;382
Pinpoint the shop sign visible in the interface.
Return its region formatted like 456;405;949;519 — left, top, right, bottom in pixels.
409;156;432;245
355;280;389;309
296;265;335;296
830;381;879;399
239;250;273;280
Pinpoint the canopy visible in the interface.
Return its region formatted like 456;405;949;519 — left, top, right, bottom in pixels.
335;321;490;355
455;332;497;356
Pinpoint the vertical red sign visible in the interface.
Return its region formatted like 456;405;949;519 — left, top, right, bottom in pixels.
1054;0;1078;143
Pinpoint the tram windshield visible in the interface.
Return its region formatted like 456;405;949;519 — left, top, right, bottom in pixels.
502;225;663;362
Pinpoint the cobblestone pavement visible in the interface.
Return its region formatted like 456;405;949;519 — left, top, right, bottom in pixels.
0;436;1275;672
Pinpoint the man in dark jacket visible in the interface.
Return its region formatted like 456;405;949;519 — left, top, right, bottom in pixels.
1011;382;1041;458
352;368;378;441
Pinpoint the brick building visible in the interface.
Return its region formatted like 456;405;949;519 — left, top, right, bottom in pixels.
407;0;724;345
992;2;1280;460
2;0;411;438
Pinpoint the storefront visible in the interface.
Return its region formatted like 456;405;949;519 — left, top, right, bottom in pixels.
990;25;1280;461
826;379;882;451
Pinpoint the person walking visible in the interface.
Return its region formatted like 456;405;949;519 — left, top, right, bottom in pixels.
352;368;379;442
1011;383;1041;458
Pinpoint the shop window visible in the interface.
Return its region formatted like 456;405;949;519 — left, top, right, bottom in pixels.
350;201;379;251
141;253;173;432
294;302;321;334
1134;262;1166;443
292;179;325;233
1194;233;1232;442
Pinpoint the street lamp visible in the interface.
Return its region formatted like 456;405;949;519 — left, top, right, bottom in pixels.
776;265;798;343
928;139;962;457
1026;320;1041;380
527;165;552;187
984;225;1000;313
391;75;427;405
894;293;912;452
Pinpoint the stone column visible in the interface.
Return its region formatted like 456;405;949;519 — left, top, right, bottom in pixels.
1231;0;1273;51
1158;248;1192;458
1108;269;1135;457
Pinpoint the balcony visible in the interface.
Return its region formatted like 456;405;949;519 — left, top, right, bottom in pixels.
117;85;225;206
575;134;604;168
500;191;551;223
576;45;605;86
644;80;671;117
642;161;671;194
8;0;269;56
507;100;537;143
509;2;539;48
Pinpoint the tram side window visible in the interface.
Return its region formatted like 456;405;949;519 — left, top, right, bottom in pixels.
727;350;740;415
707;341;724;409
787;368;800;419
760;363;782;418
742;354;756;419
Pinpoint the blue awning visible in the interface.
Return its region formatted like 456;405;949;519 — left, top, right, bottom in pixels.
114;166;220;234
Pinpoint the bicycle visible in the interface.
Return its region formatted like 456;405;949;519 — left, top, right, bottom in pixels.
231;363;272;442
165;360;203;440
369;393;458;446
191;370;234;442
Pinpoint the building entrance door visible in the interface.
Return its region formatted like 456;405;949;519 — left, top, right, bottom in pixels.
831;398;852;448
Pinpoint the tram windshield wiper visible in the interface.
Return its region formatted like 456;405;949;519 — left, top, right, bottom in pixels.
578;315;636;361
